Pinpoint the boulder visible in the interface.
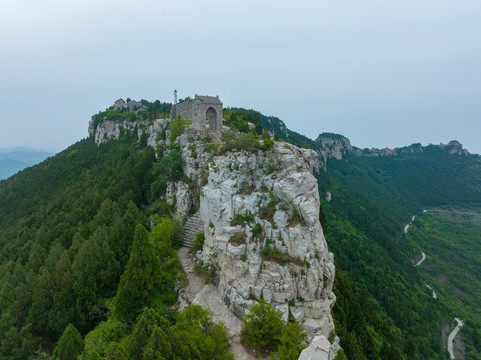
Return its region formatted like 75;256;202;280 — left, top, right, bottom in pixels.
298;335;330;360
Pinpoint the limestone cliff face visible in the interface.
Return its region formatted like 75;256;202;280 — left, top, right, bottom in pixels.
315;133;469;166
438;140;470;155
316;134;353;163
88;118;168;148
197;142;336;338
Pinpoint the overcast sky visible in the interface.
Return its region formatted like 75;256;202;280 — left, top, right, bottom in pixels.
1;0;480;154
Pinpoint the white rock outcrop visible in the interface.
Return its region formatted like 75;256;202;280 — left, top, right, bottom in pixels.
197;142;336;342
88;118;169;147
298;335;330;360
89;117;339;357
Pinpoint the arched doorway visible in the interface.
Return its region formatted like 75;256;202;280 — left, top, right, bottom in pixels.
206;107;217;131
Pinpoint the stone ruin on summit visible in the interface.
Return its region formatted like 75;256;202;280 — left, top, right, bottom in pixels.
170;94;223;141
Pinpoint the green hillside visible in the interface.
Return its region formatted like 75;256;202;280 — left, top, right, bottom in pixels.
0;104;480;359
401;208;481;360
318;144;481;359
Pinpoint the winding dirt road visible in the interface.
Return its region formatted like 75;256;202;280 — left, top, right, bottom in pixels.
414;251;426;267
448;318;464;359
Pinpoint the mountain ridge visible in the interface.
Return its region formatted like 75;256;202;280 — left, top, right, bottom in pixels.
1;100;479;359
0;147;54;180
314;132;470;162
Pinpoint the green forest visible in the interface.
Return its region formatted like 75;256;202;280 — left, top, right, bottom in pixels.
0;103;480;359
400;209;481;359
316;145;481;359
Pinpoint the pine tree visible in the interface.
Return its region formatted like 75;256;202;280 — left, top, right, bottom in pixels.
241;300;284;352
126;308;168;360
114;225;161;323
275;322;306;360
150;216;173;259
108;201;143;269
48;252;75;336
142;327;173;360
27;267;54;335
51;324;84;360
105;342;130;360
72;228;120;331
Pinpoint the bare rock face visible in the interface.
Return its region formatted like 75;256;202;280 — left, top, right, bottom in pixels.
88;118;339;356
197;142;336;341
298;335;330;360
439;140;470;155
88;118;169;146
177;130;216;186
316;135;353;163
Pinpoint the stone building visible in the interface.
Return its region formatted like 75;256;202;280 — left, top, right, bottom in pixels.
170;94;223;138
113;98;145;114
114;98;126;110
125;100;143;112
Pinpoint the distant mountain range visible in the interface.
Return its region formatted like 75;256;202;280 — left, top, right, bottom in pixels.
0;147;54;180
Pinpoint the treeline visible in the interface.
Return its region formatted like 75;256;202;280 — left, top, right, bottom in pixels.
223;108;315;148
0;132;186;358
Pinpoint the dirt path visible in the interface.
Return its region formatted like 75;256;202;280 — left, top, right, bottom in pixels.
404;216;416;233
425;284;437;299
448;318;464;359
177;247;254;360
414;251;426;267
409;211;465;358
403;215;426;267
428;209;481;217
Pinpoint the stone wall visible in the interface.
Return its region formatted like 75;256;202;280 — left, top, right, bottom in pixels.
170;100;193;121
170;95;223;138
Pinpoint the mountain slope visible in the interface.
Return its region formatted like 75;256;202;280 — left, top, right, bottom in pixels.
316;136;481;359
1;103;480;359
0;133;158;355
401;208;481;360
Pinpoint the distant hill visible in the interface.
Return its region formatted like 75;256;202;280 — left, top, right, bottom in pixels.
0;147;53;180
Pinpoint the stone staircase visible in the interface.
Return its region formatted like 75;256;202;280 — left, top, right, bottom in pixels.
180;211;204;247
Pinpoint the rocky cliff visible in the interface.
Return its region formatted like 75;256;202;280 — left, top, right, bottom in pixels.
315;133;469;165
90;117;339;358
88;118;167;148
197;142;336;338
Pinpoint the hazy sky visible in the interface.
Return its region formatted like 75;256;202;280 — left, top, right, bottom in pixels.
1;0;480;154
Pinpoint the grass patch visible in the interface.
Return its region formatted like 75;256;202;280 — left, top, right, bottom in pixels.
251;223;263;238
260;246;302;266
259;191;281;223
219;131;261;155
289;210;301;227
231;211;255;226
229;232;247;245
